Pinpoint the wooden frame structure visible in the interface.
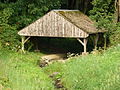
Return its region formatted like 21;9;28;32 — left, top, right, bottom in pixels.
77;38;88;53
20;34;100;53
21;36;30;52
18;10;107;53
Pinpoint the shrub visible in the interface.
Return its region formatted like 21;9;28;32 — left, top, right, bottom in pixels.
0;24;20;51
0;7;21;51
109;23;120;45
89;0;120;46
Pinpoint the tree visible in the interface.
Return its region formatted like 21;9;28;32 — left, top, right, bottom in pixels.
115;0;120;22
0;0;63;50
64;0;93;14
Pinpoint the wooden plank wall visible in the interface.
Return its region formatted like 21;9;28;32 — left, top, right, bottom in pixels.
18;11;89;38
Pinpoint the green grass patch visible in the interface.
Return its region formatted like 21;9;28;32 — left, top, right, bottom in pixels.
43;44;120;90
0;49;54;90
0;45;120;90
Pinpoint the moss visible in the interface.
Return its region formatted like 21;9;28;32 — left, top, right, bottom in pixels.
58;11;83;17
58;11;65;15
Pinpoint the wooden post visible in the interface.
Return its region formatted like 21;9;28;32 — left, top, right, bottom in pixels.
21;36;25;52
104;33;107;50
77;38;88;53
83;38;88;53
21;36;31;52
94;34;99;50
34;38;38;50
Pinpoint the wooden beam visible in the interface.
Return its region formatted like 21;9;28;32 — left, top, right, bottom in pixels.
77;38;88;53
23;36;31;44
21;36;31;52
77;38;84;46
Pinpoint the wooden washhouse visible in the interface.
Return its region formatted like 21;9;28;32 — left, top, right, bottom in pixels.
18;10;107;53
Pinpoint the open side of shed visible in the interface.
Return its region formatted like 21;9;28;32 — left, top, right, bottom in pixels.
18;10;107;53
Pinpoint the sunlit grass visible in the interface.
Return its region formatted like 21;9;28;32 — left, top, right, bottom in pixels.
0;45;120;90
44;44;120;90
0;50;54;90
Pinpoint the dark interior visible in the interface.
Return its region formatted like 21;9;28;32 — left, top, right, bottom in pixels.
24;36;101;54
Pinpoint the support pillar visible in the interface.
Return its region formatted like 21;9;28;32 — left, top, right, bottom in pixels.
21;36;31;53
35;38;39;50
77;38;88;54
83;38;88;53
21;36;25;52
104;33;107;50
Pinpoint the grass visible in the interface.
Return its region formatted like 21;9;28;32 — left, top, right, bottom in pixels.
0;50;54;90
0;44;120;90
43;44;120;90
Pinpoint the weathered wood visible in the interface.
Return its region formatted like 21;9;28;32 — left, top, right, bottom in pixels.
104;33;107;50
83;38;88;53
21;36;25;52
23;36;30;44
77;38;84;46
77;38;88;53
21;36;31;52
18;10;107;53
18;10;92;38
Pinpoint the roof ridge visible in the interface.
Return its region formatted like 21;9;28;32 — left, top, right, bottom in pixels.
53;9;79;11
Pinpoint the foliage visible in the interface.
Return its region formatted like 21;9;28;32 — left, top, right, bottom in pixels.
110;23;120;45
90;0;115;30
0;24;20;51
0;7;20;51
2;0;62;29
0;0;120;90
0;0;62;51
89;0;120;45
0;8;13;24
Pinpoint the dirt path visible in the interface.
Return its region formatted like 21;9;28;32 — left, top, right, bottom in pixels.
39;54;67;67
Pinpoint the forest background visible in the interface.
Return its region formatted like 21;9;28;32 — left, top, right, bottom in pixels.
0;0;120;90
0;0;120;51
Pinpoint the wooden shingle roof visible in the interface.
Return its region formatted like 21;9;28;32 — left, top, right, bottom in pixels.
18;10;106;38
54;10;105;34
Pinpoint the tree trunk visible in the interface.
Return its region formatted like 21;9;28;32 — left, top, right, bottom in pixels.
84;0;88;13
75;0;79;9
118;0;120;21
115;0;120;22
67;0;93;13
